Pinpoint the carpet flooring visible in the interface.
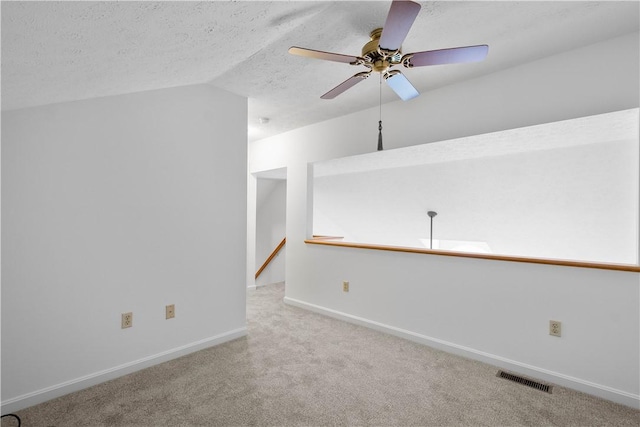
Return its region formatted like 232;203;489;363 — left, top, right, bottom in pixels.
8;282;640;426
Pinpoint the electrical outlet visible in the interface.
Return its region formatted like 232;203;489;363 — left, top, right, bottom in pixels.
166;304;175;319
121;312;133;329
343;281;349;292
549;320;561;337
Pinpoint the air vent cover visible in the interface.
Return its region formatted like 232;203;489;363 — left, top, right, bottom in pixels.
497;370;553;394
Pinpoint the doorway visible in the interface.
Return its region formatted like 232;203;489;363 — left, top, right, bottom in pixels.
252;168;287;290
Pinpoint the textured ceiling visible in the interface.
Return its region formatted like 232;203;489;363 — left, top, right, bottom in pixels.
2;1;639;142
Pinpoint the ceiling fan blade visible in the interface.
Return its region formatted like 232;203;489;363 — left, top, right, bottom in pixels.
289;46;360;64
404;45;489;67
384;70;419;101
321;71;371;99
379;0;422;52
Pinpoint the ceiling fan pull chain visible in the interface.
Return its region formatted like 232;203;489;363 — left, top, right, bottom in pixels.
378;73;383;151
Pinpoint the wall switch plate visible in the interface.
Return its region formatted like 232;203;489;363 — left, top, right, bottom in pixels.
343;281;349;292
122;312;133;329
549;320;561;337
166;304;175;319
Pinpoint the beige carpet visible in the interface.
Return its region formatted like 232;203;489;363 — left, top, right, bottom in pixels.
7;282;640;426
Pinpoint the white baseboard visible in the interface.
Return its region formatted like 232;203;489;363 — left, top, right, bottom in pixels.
284;297;639;409
1;327;247;414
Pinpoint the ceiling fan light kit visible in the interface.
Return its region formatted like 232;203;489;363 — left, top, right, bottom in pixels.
289;0;489;149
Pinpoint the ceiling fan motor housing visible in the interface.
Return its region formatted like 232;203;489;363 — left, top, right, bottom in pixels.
362;28;402;73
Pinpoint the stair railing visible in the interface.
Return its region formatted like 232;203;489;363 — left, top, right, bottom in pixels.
255;237;286;279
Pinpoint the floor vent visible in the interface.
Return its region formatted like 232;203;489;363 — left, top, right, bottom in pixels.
497;370;552;394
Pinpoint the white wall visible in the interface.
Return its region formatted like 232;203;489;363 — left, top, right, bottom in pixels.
1;84;248;411
314;139;639;264
249;32;640;407
255;179;286;287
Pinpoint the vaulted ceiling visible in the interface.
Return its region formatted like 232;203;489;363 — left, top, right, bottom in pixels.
2;1;639;142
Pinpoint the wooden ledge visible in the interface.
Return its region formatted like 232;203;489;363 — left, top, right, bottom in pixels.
305;238;640;273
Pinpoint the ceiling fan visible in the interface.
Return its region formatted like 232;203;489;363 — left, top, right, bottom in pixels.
289;0;489;101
